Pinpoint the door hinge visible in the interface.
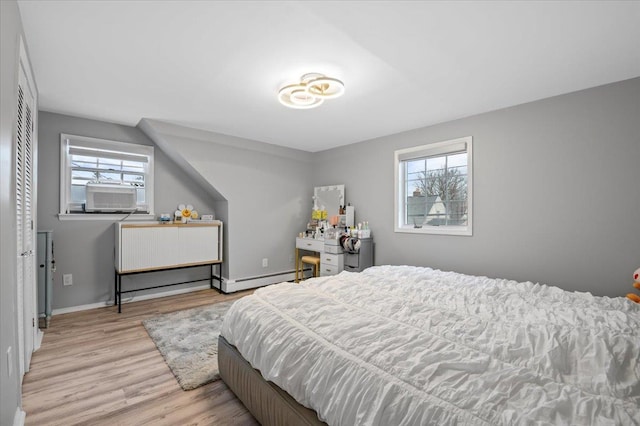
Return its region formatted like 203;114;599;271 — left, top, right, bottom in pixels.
32;318;35;327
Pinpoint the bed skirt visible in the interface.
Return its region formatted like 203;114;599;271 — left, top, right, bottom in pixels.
218;335;326;426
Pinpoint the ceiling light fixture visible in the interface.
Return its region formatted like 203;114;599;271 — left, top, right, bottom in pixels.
278;73;345;109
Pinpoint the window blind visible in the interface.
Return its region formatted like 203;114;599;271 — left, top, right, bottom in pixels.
68;146;149;163
397;140;467;162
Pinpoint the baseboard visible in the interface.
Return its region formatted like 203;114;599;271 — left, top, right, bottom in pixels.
34;328;44;351
50;270;304;314
223;270;299;293
13;407;25;426
51;281;213;315
52;300;112;315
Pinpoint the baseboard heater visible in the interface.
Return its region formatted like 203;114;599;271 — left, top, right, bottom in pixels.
223;269;308;293
232;269;305;283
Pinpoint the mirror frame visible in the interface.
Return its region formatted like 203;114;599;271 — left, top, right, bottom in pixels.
313;185;345;215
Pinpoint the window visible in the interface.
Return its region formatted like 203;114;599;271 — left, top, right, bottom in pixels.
394;136;472;235
59;134;154;219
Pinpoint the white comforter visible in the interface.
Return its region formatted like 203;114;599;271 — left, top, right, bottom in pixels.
221;265;640;425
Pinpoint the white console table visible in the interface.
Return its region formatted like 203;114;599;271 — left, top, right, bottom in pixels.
114;221;223;312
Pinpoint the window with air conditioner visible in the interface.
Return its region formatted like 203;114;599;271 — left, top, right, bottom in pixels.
59;134;154;220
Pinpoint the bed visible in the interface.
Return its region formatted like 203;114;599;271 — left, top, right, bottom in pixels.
219;265;640;425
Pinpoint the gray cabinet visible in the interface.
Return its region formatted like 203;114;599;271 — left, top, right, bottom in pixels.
37;230;54;328
344;238;373;272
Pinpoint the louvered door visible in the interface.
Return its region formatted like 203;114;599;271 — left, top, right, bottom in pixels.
15;40;38;377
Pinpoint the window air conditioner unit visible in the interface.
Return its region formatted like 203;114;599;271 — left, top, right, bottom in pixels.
85;183;137;212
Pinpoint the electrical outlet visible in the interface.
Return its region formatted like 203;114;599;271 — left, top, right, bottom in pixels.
262;258;268;268
63;273;73;286
7;346;12;377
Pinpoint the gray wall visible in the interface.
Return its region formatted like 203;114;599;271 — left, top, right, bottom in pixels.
1;0;26;423
313;78;640;297
32;79;640;314
139;119;314;282
37;112;221;309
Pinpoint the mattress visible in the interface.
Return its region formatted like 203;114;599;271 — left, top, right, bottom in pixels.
220;265;640;425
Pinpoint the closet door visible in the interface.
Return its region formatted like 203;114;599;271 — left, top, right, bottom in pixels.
15;39;38;377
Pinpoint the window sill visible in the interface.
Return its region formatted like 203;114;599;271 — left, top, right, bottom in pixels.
394;225;472;236
58;213;156;221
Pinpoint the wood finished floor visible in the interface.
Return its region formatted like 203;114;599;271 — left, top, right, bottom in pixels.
21;289;259;426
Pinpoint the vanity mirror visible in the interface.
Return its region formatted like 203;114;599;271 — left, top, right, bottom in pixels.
313;185;345;216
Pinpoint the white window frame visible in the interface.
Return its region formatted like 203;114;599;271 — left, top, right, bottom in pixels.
59;133;155;221
394;136;473;236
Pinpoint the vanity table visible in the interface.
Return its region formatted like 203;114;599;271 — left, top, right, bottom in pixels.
295;184;373;281
294;236;373;281
295;237;344;281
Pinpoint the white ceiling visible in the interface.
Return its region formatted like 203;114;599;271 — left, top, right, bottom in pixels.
17;1;640;152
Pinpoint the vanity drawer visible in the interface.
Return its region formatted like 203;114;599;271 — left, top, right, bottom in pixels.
321;264;340;276
324;244;343;254
321;253;342;267
296;237;324;252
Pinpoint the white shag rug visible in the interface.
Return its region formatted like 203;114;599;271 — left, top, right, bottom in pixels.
143;300;235;390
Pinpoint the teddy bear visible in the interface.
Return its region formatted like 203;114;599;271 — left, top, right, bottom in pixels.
627;267;640;303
